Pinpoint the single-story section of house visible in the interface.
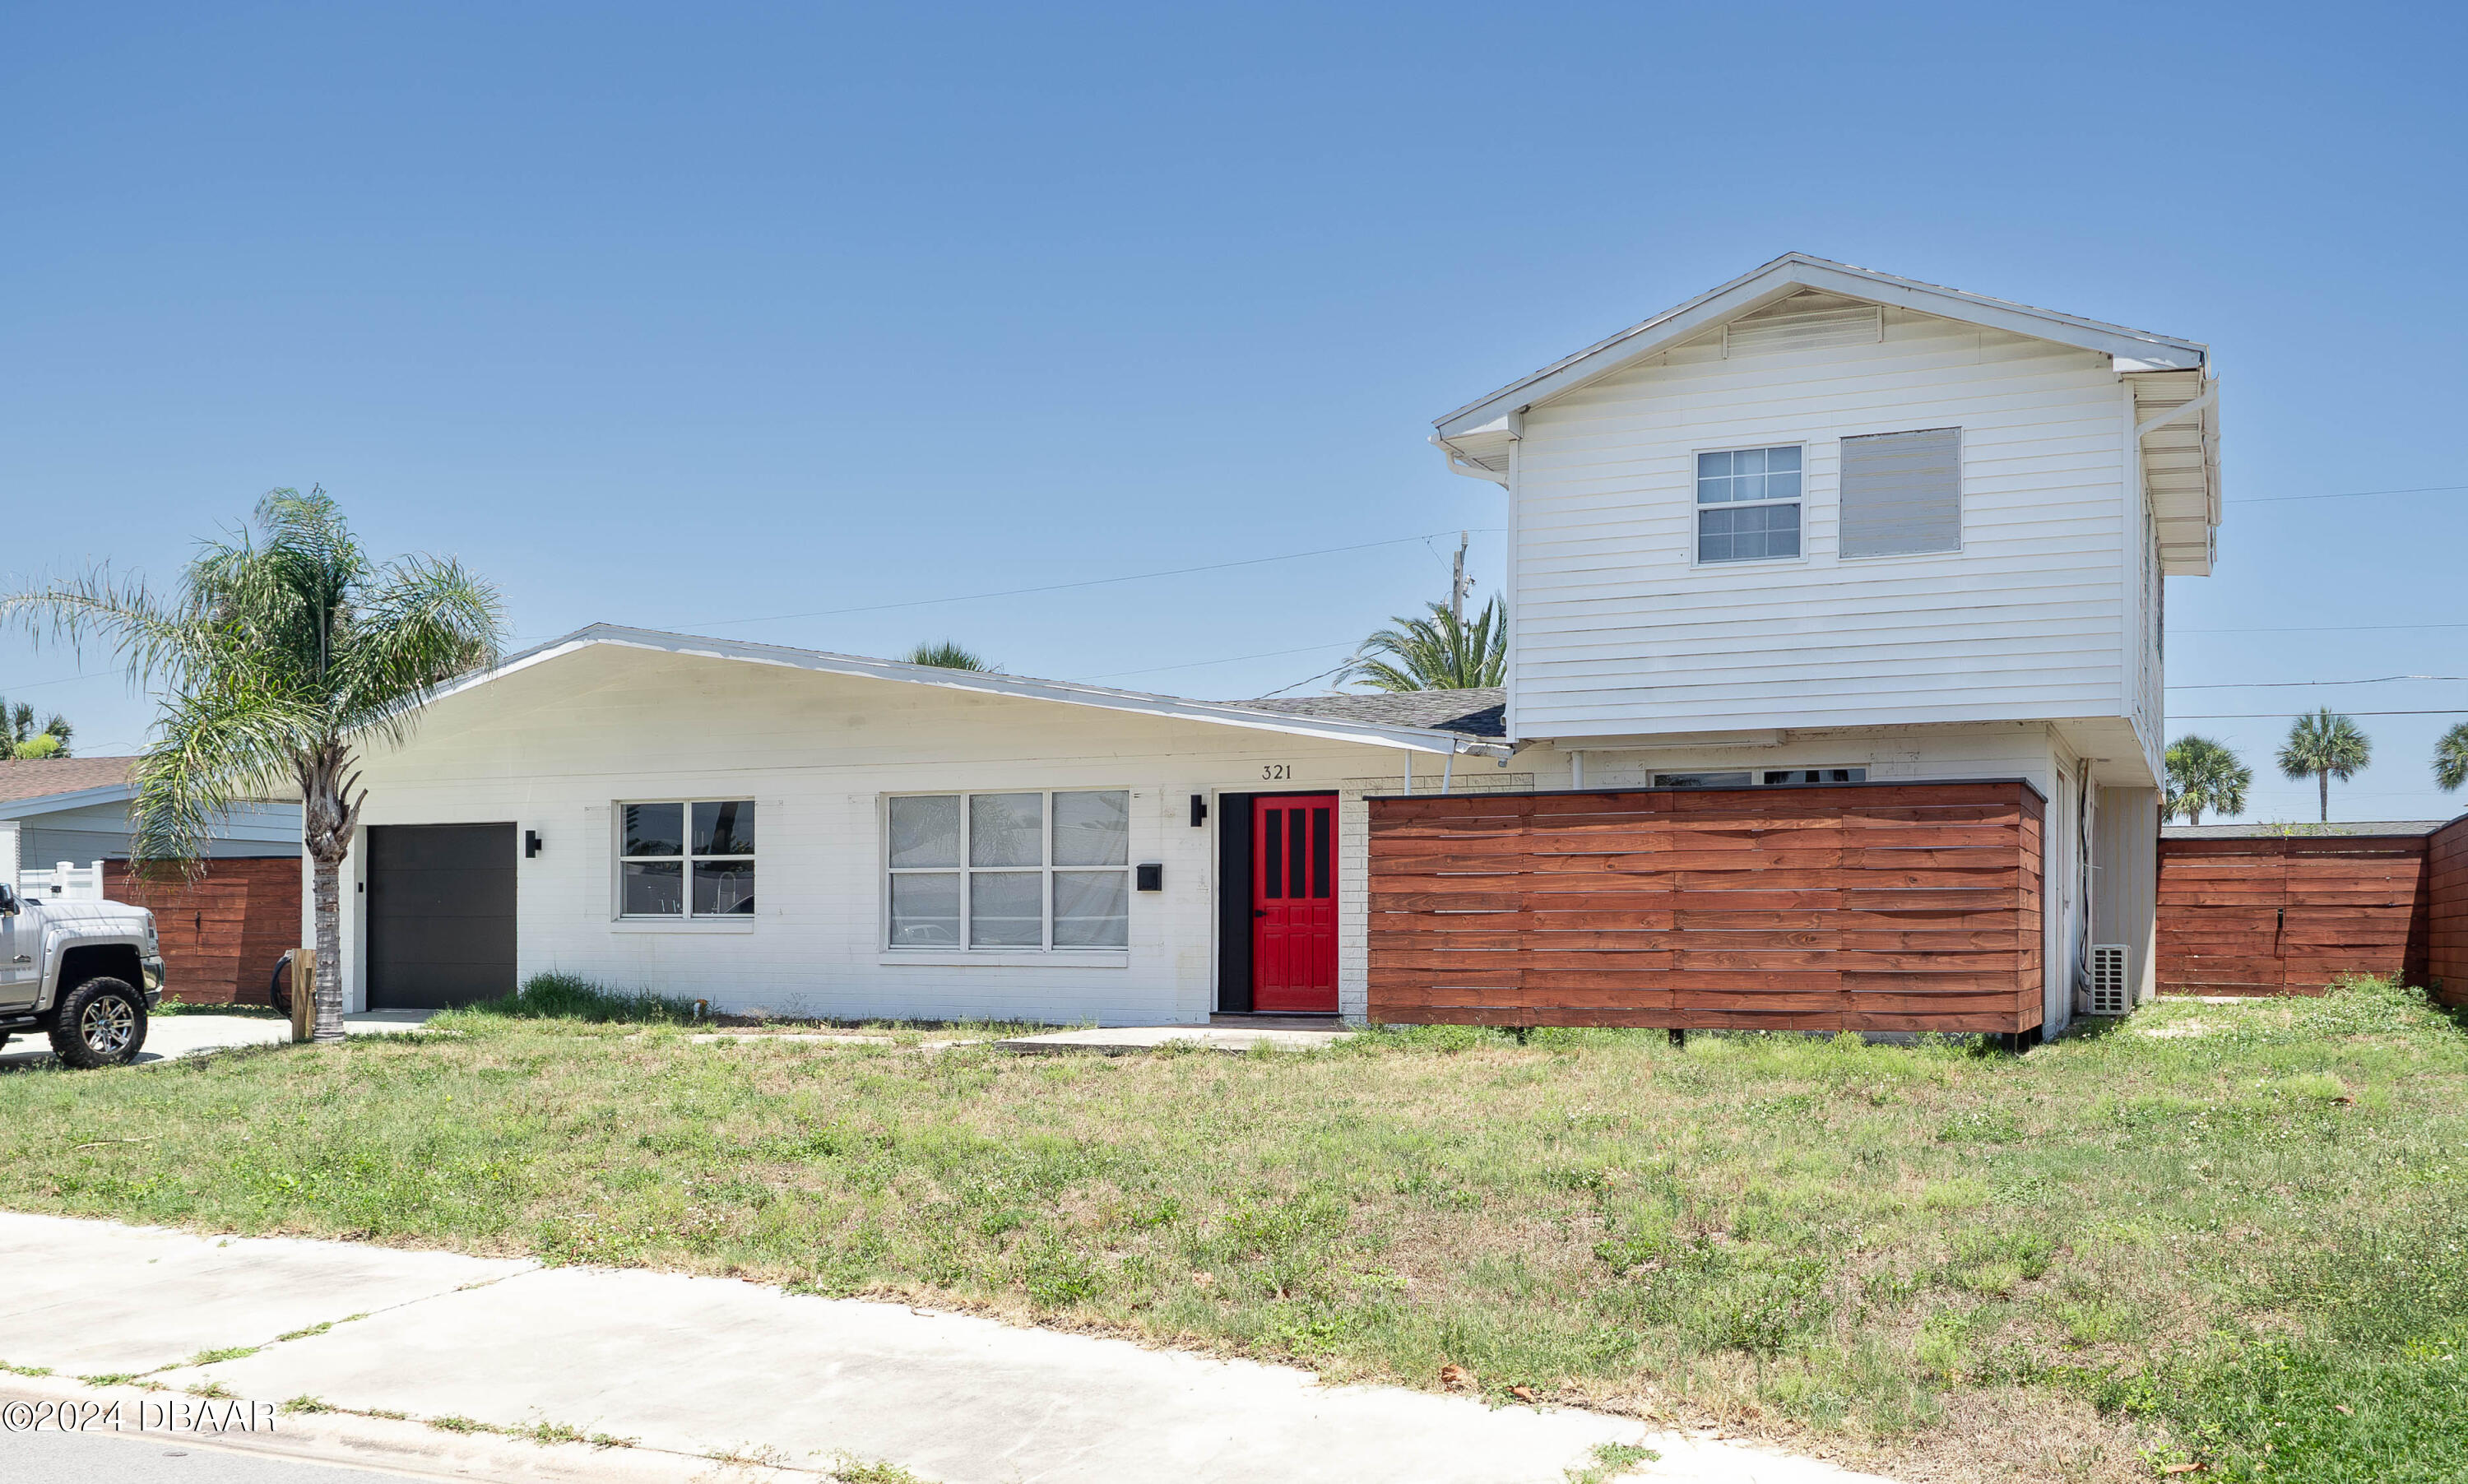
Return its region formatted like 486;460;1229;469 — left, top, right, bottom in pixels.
304;625;2112;1030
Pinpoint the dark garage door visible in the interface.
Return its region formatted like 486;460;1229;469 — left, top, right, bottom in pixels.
367;823;516;1010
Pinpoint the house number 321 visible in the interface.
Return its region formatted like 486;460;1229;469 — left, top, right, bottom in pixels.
1260;763;1292;781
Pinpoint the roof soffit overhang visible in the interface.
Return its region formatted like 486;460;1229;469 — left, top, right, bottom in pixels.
1431;253;2210;450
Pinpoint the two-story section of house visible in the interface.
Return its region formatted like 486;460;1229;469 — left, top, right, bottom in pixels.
1429;254;2220;1032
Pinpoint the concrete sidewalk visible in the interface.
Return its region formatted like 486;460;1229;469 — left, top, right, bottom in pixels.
0;1212;1903;1484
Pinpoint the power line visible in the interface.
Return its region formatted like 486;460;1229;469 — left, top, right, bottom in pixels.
673;530;1505;630
1068;642;1352;684
2167;675;2468;690
2177;620;2468;635
2169;708;2468;721
2225;482;2468;506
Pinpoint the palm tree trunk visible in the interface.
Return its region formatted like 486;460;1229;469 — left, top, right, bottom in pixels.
310;848;346;1043
2318;769;2330;823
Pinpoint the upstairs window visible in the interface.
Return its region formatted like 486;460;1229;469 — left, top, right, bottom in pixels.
1839;427;1961;557
886;790;1131;950
620;801;755;917
1696;445;1802;563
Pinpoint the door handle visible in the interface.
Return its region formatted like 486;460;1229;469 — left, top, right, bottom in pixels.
11;955;28;964
1253;909;1268;918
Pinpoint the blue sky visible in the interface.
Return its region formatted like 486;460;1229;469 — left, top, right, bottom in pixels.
4;2;2462;822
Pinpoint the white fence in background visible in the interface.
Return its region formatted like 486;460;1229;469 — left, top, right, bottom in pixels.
20;860;105;901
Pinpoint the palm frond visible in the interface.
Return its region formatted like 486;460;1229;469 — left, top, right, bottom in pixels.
2434;723;2468;792
0;572;216;687
2276;708;2373;781
327;554;505;747
1340;596;1507;692
130;680;322;872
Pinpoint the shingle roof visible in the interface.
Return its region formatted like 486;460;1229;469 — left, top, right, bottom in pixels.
0;757;136;807
1229;689;1506;739
2162;819;2453;840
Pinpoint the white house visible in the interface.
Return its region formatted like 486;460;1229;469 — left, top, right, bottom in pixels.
1431;253;2218;1030
308;254;2217;1035
305;628;1514;1018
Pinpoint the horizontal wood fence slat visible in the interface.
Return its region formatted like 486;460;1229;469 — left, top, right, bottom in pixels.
1368;781;2044;1034
104;857;302;1006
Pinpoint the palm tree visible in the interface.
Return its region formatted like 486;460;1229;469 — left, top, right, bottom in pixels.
2163;735;2252;824
0;698;74;758
1;489;503;1041
2275;708;2372;823
1342;596;1506;692
2434;721;2468;793
903;640;995;671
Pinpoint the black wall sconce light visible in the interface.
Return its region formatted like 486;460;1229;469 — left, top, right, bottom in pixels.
1189;794;1208;827
525;829;544;859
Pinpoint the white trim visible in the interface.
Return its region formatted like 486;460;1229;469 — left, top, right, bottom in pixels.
879;787;1133;953
876;951;1129;968
1688;440;1808;569
1433;253;2206;443
1833;425;1967;563
2134;387;2216;439
612;798;757;922
423;626;1512;759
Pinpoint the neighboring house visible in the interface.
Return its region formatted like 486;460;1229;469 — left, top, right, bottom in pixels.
0;758;303;1005
0;758;299;873
307;254;2217;1036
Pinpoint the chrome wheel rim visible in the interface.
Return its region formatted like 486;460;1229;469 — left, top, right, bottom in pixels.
81;996;136;1056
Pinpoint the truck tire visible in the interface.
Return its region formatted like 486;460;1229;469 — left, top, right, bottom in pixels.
49;977;147;1069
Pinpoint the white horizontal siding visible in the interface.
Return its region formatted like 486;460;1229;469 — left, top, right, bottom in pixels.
1509;306;2133;740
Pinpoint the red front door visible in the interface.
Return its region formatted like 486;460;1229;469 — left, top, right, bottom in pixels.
1252;794;1338;1013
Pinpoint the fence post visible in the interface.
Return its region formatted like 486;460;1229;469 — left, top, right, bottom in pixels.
290;948;316;1044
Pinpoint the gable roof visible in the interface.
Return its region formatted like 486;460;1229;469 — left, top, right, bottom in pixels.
426;627;1515;757
1431;252;2221;574
0;757;138;817
1234;688;1505;739
1434;253;2206;444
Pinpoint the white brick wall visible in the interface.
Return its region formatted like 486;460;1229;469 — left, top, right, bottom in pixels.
321;643;1491;1027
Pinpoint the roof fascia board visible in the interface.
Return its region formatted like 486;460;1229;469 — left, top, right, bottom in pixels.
0;782;138;819
1435;254;2207;438
424;626;1512;758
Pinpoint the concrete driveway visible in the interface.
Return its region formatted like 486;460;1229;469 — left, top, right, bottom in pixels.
0;1010;435;1072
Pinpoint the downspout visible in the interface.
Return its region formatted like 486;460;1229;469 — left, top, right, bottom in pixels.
1442;748;1454;795
1570;749;1585;790
1402;749;1413;796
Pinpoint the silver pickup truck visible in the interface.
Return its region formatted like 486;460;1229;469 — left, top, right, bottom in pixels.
0;881;165;1068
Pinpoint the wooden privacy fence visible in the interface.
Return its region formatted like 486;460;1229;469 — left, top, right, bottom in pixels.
2155;835;2429;996
2432;817;2468;1007
1367;781;2044;1035
104;857;301;1005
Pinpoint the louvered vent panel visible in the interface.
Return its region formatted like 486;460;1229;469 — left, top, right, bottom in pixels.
1723;304;1881;357
2087;944;2130;1016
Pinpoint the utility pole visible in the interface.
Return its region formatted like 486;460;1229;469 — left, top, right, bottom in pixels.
1450;531;1469;624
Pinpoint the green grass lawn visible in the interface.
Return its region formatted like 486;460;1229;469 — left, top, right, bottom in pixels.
2;977;2461;1483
